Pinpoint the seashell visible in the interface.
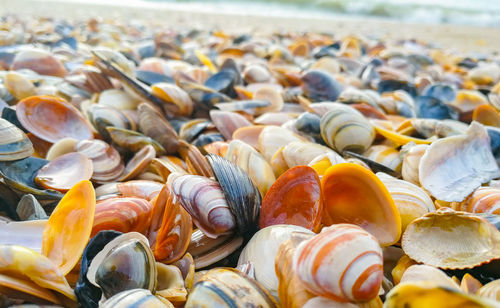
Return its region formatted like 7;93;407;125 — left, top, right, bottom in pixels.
391;255;417;285
151;83;194;116
416;96;458;120
458;187;500;215
410;118;468;138
75;139;124;183
0;157;63;200
209;110;252;140
119;145;156;181
384;282;498;308
178;140;214;177
96;180;163;201
4;71;35;100
180;81;231;109
76;230;122;307
171;173;236;238
16;95;93;143
107;127;166;155
101;289;171;308
259;166;322;232
178;119;211;143
187;229;243;269
0;118;33;161
185;268;278;308
423;83;457;103
204;69;238;98
204;140;229;157
138;103;179;154
401;143;428;185
308;151;347;176
207;154;262;236
0;244;75;300
258;125;306;161
293;224;383;302
269;146;289;177
253;86;284;115
473;104;500;127
402;209;500;269
45;137;78;161
232;125;265;149
42;180;95;275
215;100;271;116
460;274;483;294
477;279;500;301
294;112;322;142
450;90;488;119
243;64;271;84
364;145;402;172
27;133;53;159
320;103;375;153
97;89;139;110
301;70;342;102
12;49;67;77
237;225;313;297
173;252;195;289
322;163;401;246
225;139;275;197
82;103;136;142
0;219;46;254
311;56;341;75
372;123;432;145
16;194;48;221
400;265;460;290
86;232;157;299
91;197;153;237
34;152;93;192
155;263;188;305
468;62;500;85
376;172;435;234
282;141;334;168
419;122;499;202
0;272;63;305
149;185;192;264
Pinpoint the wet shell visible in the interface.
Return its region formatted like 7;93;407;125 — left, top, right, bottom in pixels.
237;225;313;296
322;163;401;246
402;209;500;269
171;173;236;238
282;141;334;168
401;143;428;185
225;139;275;197
376;172;435;233
419;122;499;202
458;187;500;215
91;197;153;237
258;125;306;161
293;224;383;302
209;110;252;140
75;139;125;183
16;95;94;143
364;145;402;172
0;118;33;161
207;154;262;236
320;103;375;153
138;103;179;154
185;268;278;308
259;166;322;232
34;152;93;192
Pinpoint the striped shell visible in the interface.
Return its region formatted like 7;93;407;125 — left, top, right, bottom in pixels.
210;110;252;140
364;145;402;172
293;224;383;302
151;82;194;116
320;103;375;153
258;125;306;161
75;139;125;183
100;289;169;308
376;172;435;233
171;173;236;238
401;144;428;185
458;187;500;215
91;197;153;237
282;141;334;168
0;118;33;161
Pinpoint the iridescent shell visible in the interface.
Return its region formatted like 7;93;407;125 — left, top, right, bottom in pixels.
402;209;500;269
322;163;401;246
171;173;236;238
293;224;383;302
320;103;375;153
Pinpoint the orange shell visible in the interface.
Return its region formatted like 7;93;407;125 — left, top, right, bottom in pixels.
321;163;401;246
472;104;500;127
42;180;96;275
259;166;323;232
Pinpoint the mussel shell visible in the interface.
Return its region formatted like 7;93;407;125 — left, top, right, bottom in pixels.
85;104;136;142
0;118;33;161
76;230;123;308
301;70;342;102
0;181;20;220
416;96;459;120
16;194;48;221
207;154;261;236
0;157;63;200
204;69;237;98
294;112;322;142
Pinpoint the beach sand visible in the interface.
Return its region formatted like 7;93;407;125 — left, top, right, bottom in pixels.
1;0;500;53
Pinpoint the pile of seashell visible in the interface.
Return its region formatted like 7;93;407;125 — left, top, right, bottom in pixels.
2;14;500;307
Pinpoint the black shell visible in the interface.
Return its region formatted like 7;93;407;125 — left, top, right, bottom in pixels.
301;69;342;102
206;154;261;237
204;69;238;98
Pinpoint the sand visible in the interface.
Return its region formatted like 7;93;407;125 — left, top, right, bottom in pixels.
1;0;500;53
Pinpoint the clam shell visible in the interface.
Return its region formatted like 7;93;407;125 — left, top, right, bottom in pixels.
4;71;36;100
45;137;78;161
259;166;322;232
0;118;33;161
402;209;500;269
119;144;156;181
82;102;136;142
320;103;375;153
207;154;261;236
178;140;214;178
107;127;166;155
156;263;188;305
322;163;401;246
477;279;500;301
282;141;334;168
151;83;194;116
209;110;251;140
401;143;428;185
16;194;48;221
237;225;313;296
95;180;163;201
293;224;383;302
16;95;93;143
187;229;243;269
75;139;125;183
97;89;139;110
301;70;342;102
258;125;306;161
400;265;460;290
101;289;169;308
458;187;500;215
419;122;499;202
171;173;236;238
253;86;284;115
138;103;179;154
12;49;67;77
308;152;347;176
364;145;402;172
0;273;62;305
0;220;46;253
232;125;265;149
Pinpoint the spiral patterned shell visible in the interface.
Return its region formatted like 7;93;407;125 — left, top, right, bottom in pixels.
320;103;375;153
171;173;236;238
459;187;500;215
293;224;383;302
